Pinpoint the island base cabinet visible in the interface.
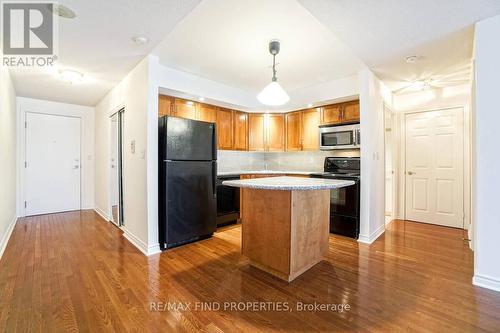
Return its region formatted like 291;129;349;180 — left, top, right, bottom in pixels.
241;188;330;282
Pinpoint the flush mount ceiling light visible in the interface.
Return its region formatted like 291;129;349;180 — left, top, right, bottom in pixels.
59;69;84;84
132;36;149;45
257;40;289;106
50;4;76;19
405;55;419;63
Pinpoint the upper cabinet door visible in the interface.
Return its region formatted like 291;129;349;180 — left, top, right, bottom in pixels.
197;103;217;123
173;98;197;120
248;114;266;151
301;108;320;151
216;108;233;150
158;95;172;117
285;111;302;151
342;100;360;123
267;114;285;151
233;111;248;151
321;104;343;125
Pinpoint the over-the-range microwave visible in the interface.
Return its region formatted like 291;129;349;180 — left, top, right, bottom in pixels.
319;123;360;150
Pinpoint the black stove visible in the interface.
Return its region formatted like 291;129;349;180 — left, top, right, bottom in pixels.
310;157;360;239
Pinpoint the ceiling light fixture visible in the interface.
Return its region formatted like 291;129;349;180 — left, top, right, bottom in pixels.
257;40;289;106
50;4;76;19
132;36;149;45
59;69;84;84
198;97;205;102
307;103;313;108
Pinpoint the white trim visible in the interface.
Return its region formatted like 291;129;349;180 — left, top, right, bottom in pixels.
473;274;500;293
0;216;17;260
122;227;161;256
94;207;110;221
357;224;385;244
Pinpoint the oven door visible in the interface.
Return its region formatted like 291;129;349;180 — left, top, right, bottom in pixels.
320;124;359;150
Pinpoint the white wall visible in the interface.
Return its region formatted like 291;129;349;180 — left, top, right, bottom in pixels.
472;14;500;292
0;64;18;258
358;68;391;244
95;56;159;255
16;97;95;215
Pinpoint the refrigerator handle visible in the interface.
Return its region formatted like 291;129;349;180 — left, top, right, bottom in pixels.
212;123;217;160
212;162;217;199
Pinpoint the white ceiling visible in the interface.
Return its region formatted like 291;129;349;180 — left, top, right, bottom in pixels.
8;0;201;106
153;0;364;95
298;0;500;92
7;0;500;106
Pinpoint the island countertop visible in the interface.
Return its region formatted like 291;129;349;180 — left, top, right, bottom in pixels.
222;176;354;191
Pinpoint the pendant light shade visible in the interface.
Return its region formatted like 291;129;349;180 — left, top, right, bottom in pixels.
257;81;290;106
257;40;289;106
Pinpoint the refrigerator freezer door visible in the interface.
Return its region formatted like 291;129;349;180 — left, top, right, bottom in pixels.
160;160;216;248
163;117;216;161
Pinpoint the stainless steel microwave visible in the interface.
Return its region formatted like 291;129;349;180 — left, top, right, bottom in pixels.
319;124;360;150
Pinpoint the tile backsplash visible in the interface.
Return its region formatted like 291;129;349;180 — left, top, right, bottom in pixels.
218;150;360;172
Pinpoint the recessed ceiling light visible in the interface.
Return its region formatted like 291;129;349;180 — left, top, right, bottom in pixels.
59;69;84;84
307;103;313;108
405;55;419;63
50;4;76;19
198;97;205;102
132;36;149;45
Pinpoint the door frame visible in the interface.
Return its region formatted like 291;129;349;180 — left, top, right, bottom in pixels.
399;106;470;229
108;108;125;227
384;104;398;224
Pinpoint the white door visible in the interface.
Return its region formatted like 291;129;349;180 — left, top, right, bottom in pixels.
405;108;464;228
25;112;81;216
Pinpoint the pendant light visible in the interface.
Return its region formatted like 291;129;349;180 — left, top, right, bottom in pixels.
257;40;290;106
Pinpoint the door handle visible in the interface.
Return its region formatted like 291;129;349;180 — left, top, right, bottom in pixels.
407;171;415;175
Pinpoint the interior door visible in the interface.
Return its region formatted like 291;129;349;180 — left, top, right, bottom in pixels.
405;108;464;228
110;111;124;226
25;112;81;216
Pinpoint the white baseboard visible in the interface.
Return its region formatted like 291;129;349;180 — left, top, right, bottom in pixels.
358;224;386;245
473;274;500;293
94;207;110;221
0;216;18;260
122;227;161;256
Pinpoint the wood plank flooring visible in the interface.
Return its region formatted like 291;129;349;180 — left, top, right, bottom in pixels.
1;210;500;332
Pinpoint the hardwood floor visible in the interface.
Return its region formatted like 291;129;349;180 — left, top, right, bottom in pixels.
1;210;500;332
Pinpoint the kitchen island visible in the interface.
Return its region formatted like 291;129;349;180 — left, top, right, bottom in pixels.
222;176;355;282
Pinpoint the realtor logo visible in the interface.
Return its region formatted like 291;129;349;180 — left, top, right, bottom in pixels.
2;1;57;66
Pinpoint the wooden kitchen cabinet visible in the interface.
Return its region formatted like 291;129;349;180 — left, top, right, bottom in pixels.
233;111;248;151
172;98;197;120
158;95;172;117
248;114;266;151
301;108;320;150
342;100;360;123
320;100;360;125
216;107;233;150
197;103;217;123
285;111;302;151
321;104;343;125
267;114;285;151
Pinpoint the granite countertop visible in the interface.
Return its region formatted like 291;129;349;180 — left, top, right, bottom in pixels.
222;176;355;191
217;170;316;177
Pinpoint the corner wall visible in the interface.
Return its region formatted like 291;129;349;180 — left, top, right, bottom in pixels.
358;69;391;244
472;14;500;292
94;56;160;255
0;64;17;259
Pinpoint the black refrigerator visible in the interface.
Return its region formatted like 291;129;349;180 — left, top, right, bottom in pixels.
158;116;217;250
